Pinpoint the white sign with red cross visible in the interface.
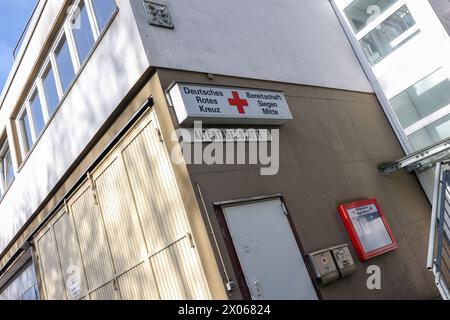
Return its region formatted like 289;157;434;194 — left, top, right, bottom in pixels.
168;83;293;126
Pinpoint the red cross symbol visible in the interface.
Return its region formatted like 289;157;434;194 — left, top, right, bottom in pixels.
228;91;249;114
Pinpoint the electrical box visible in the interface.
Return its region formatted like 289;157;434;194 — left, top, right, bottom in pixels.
331;244;356;278
308;244;356;286
308;250;339;286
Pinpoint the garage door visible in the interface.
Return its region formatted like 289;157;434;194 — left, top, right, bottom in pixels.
34;111;211;300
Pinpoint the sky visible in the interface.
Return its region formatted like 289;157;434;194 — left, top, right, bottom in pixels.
0;0;37;92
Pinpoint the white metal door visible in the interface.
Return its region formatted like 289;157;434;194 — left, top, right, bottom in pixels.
223;198;318;300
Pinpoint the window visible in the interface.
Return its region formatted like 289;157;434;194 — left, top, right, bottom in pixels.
0;140;14;197
390;70;450;129
20;284;39;301
359;5;418;65
71;2;95;64
91;0;117;32
389;69;450;151
0;262;39;300
19;110;33;153
42;64;60;116
54;36;75;93
409;114;450;150
13;0;118;163
29;90;46;137
344;0;398;33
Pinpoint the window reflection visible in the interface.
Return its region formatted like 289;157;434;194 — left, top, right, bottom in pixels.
360;6;418;65
344;0;398;33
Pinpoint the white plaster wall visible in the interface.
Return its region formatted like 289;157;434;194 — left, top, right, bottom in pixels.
0;0;149;252
130;0;373;93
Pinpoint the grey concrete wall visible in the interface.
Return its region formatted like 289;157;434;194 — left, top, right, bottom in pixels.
130;0;373;93
156;68;439;300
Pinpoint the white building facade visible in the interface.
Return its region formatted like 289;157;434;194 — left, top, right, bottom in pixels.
332;0;450;198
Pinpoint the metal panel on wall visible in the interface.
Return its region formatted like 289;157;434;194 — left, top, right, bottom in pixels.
53;212;87;300
117;260;159;300
90;282;120;300
151;237;211;300
122;120;189;253
69;185;115;293
36;228;66;300
93;156;147;274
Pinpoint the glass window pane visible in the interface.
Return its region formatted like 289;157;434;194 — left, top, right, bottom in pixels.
29;91;46;138
390;70;450;128
409;114;450;150
71;2;95;64
55;37;75;93
91;0;116;32
344;0;397;33
20;111;33;152
0;143;14;194
42;65;60;116
360;6;418;65
21;286;38;301
4;149;14;187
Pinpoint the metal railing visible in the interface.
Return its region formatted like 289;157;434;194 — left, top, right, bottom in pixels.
428;163;450;300
12;1;40;60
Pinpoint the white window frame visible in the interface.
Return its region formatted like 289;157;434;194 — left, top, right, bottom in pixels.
52;29;78;94
27;84;49;136
15;0;118;162
38;57;63;118
89;0;117;35
66;0;100;68
17;105;34;157
0;140;13;196
396;67;450;137
352;0;409;40
339;1;420;65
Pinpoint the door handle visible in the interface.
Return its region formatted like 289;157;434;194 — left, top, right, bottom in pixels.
252;279;262;297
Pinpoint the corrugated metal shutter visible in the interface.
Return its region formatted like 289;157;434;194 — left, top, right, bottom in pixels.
33;111;210;300
93;156;147;274
36;228;66;300
90;282;120;300
69;185;115;293
122;120;189;252
151;237;211;300
53;211;87;299
117;260;159;300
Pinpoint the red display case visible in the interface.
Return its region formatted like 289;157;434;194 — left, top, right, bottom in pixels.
338;199;398;261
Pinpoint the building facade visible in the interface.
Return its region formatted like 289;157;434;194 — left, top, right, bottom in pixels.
0;0;441;300
332;0;450;200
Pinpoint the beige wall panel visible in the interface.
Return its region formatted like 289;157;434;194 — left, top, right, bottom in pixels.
122;122;189;252
90;282;120;300
117;260;159;300
53;212;87;300
70;187;114;291
94;158;147;273
151;238;210;300
36;229;65;300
